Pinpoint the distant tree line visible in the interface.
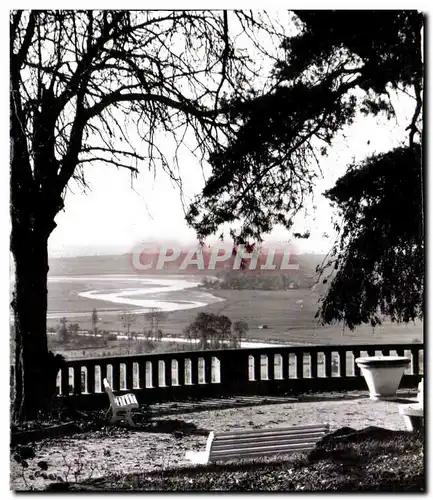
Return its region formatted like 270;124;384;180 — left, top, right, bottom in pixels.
200;271;307;291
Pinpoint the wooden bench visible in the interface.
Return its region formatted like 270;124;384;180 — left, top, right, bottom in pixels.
103;378;139;427
399;380;424;432
185;423;330;465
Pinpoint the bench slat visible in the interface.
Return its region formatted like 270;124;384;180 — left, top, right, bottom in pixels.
213;436;324;451
215;424;327;438
215;428;328;441
210;446;316;462
211;440;320;454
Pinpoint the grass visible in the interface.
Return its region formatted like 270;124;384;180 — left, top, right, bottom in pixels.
41;253;423;345
45;427;424;492
45;284;423;346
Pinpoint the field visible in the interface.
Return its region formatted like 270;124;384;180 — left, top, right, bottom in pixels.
44;254;423;347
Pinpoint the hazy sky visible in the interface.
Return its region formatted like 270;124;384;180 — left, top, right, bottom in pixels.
48;87;416;257
38;10;419;258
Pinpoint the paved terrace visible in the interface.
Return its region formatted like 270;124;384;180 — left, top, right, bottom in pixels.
10;388;418;490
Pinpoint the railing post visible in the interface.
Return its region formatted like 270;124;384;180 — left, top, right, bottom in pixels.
268;354;275;380
138;361;146;389
112;363;120;391
190;356;199;385
125;361;134;391
296;353;303;379
203;356;212;384
220;350;250;395
253;353;261;381
178;357;186;386
151;360;159;388
164;359;172;387
61;366;70;396
73;366;82;395
309;351;318;378
412;348;420;375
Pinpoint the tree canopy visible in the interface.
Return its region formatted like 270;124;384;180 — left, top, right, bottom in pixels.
187;10;424;329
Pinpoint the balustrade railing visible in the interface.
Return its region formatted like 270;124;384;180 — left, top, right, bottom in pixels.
54;343;424;410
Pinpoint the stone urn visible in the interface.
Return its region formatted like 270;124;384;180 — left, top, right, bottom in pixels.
355;356;411;400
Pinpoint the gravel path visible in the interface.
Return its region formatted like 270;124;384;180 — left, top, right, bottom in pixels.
10;389;417;491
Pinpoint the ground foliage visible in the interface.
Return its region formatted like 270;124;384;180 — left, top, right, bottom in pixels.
45;426;424;492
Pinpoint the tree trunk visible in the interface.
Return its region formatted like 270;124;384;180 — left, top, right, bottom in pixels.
11;227;52;422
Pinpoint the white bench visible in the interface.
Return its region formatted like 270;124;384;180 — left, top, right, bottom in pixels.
399;380;424;432
103;378;139;427
185;423;330;465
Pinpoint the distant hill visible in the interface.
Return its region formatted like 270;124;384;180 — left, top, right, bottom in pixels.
47;251;326;290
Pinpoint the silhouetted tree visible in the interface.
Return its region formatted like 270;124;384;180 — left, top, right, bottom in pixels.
187;11;424;329
10;9;285;420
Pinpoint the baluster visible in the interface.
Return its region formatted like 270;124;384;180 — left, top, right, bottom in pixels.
324;351;332;378
309;351;318;378
352;349;361;376
296;353;303;379
281;353;289;380
85;364;96;394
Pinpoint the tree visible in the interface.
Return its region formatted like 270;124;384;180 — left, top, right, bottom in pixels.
184;312;232;350
120;311;136;350
10;10;284;420
68;322;80;338
57;317;69;344
146;308;165;340
232;320;248;347
317;145;423;329
187;11;424;328
91;308;98;336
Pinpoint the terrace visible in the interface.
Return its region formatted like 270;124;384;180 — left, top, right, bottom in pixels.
11;341;424;491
